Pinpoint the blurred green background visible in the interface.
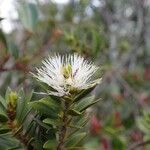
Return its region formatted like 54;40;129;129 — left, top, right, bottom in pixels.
0;0;150;149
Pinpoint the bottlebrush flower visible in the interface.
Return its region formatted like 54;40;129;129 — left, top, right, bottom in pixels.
32;54;102;97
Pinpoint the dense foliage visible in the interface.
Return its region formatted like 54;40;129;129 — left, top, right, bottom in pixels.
0;0;150;150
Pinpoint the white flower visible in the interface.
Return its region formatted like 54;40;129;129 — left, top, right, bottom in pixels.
32;54;102;97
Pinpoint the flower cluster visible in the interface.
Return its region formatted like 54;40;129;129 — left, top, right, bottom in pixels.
33;54;101;97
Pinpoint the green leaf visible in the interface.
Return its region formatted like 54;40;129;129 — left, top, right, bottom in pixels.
0;29;7;48
68;115;88;138
26;90;34;103
43;139;57;150
84;138;100;150
0;101;7;119
7;147;24;150
5;87;12;104
18;2;38;32
111;136;125;150
0;88;10;122
136;110;150;134
33;117;51;130
67;147;86;150
43;118;60;126
22;118;37;137
65;132;87;148
29;97;59;118
0;125;11;134
104;126;122;135
30;139;43;150
0;109;8;122
0;95;7;109
75;96;100;112
68;109;82;116
74;114;88;128
122;114;135;129
92;30;100;58
0;133;23;149
8;41;19;59
73;86;95;103
16;89;33;124
16;88;26;123
137;117;150;134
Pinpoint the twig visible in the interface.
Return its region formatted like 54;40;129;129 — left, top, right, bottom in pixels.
128;139;150;150
57;102;69;150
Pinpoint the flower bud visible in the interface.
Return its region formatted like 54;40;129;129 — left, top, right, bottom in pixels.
8;91;17;109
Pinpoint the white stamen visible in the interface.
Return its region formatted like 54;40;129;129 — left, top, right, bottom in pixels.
32;54;102;97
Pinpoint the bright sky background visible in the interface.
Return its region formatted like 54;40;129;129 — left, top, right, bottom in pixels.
0;0;101;33
0;0;70;33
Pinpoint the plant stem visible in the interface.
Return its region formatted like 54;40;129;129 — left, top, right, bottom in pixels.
7;120;28;150
57;102;69;150
128;139;150;150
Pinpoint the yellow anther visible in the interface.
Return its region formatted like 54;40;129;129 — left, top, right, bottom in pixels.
63;64;72;79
